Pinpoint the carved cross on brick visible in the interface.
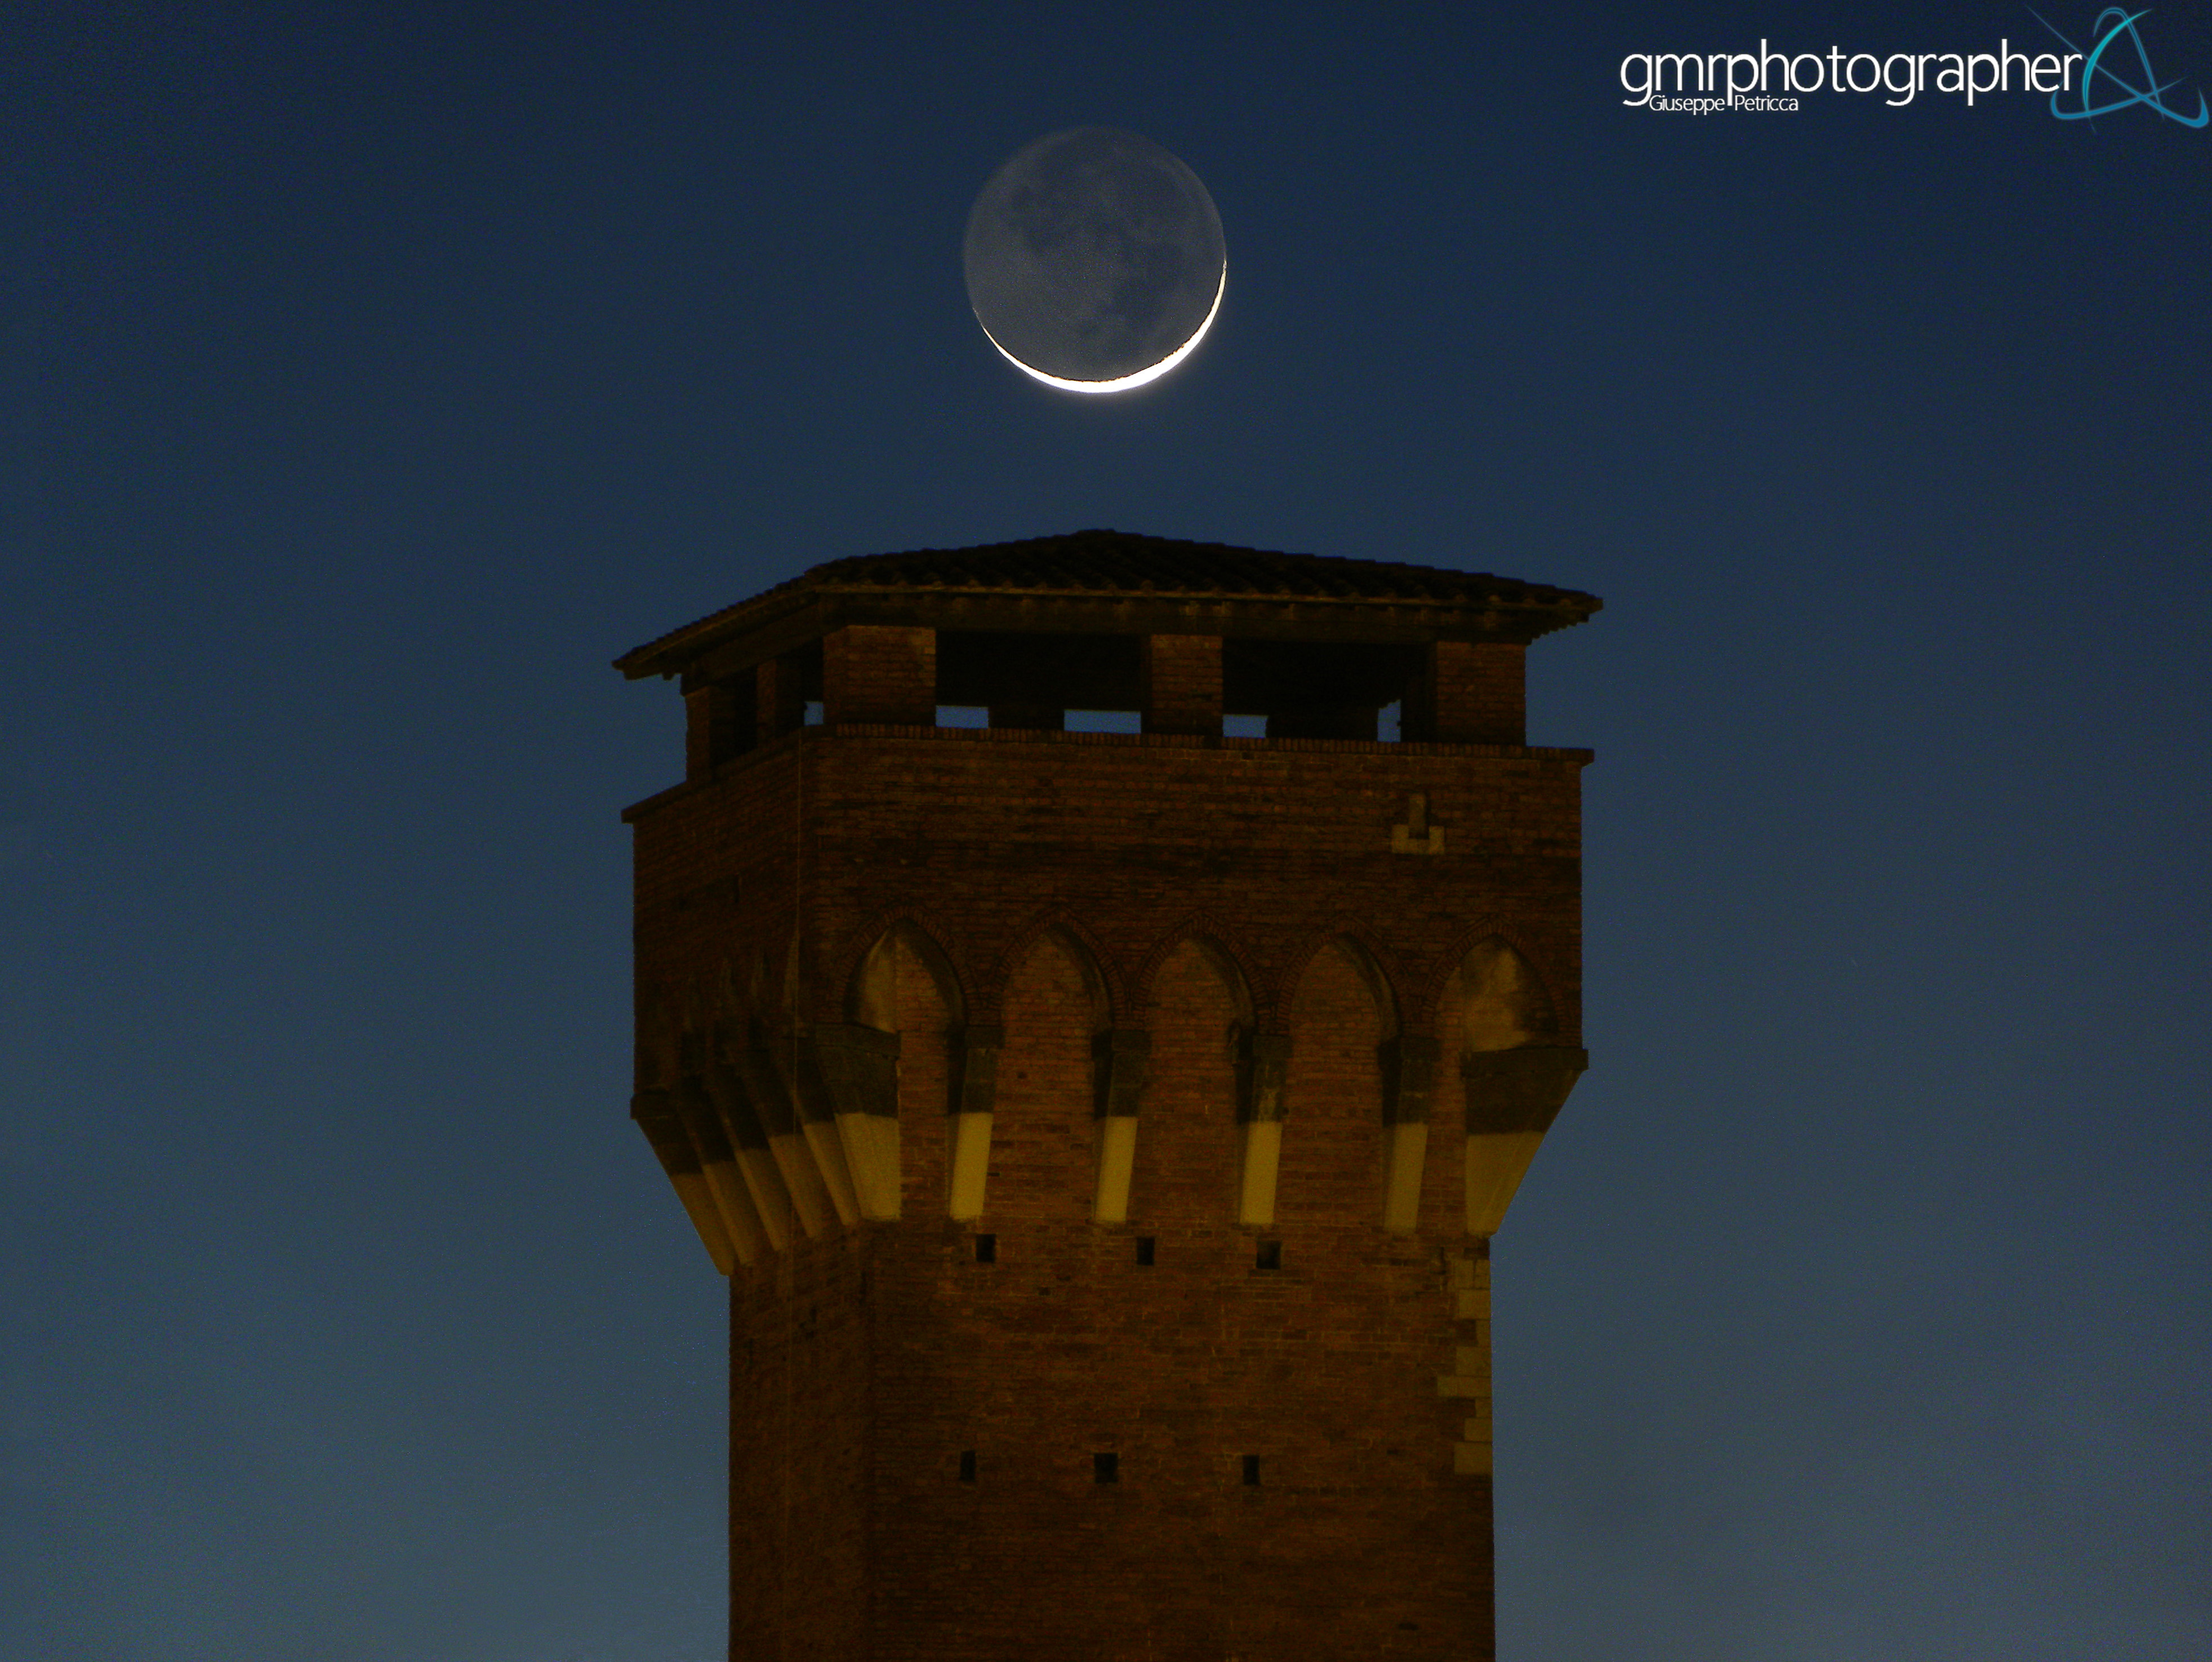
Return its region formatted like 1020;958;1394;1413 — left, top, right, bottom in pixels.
1391;792;1444;854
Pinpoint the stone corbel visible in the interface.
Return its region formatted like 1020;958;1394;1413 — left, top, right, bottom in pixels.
811;1022;905;1222
1091;1029;1150;1224
629;1087;736;1275
1234;1032;1293;1227
1378;1034;1440;1234
947;1025;1004;1221
1461;1046;1587;1236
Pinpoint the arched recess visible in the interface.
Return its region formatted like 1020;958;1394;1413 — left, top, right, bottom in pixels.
1130;931;1256;1227
971;926;1112;1223
985;911;1125;1030
821;921;968;1222
1279;924;1402;1041
1279;937;1399;1231
1432;934;1586;1239
1456;934;1559;1052
844;918;968;1030
1132;916;1265;1030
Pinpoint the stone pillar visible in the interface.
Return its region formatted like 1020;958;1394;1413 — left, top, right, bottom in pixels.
1410;641;1525;745
822;625;936;725
1141;634;1222;735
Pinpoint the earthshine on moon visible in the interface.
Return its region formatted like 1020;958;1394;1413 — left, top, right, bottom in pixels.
963;127;1226;394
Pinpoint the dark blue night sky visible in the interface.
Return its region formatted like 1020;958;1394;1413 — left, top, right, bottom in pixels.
6;3;2207;1658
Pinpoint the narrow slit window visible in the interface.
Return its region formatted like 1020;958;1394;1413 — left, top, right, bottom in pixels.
1242;1455;1261;1486
974;1233;996;1263
1094;1451;1119;1483
1256;1239;1281;1270
959;1450;977;1482
1135;1236;1156;1266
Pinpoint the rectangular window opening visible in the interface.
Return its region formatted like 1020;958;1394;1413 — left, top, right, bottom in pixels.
974;1233;996;1264
1222;713;1267;739
1255;1239;1282;1271
1093;1451;1119;1484
1135;1236;1156;1266
935;704;991;729
958;1450;977;1482
1064;709;1142;734
803;699;826;726
1378;699;1403;743
1242;1455;1261;1486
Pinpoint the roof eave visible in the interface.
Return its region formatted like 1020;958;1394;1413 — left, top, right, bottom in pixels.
616;585;1599;683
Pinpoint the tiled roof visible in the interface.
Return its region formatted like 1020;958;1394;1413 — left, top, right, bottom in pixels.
617;529;1600;677
763;528;1591;605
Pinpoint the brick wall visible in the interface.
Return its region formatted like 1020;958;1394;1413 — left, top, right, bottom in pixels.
1412;641;1526;746
821;625;937;726
1133;941;1246;1228
626;721;1586;1662
1140;633;1223;736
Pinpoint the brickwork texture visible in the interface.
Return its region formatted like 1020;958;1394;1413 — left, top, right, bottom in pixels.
616;535;1596;1662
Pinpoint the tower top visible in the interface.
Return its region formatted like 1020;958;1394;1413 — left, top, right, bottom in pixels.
613;528;1601;684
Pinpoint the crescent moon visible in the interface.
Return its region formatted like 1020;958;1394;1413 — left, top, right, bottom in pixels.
976;262;1226;395
963;127;1227;395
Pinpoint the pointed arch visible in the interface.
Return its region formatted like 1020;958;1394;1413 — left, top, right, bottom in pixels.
1413;918;1563;1039
1441;932;1560;1054
1129;925;1257;1228
1427;927;1583;1243
811;917;970;1226
985;911;1124;1030
982;921;1120;1224
1132;913;1265;1030
1283;927;1403;1042
840;915;969;1033
1278;935;1397;1229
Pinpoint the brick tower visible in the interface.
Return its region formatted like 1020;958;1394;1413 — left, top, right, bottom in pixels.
615;530;1598;1662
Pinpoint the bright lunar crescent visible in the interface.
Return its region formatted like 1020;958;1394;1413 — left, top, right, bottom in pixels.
964;127;1226;393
